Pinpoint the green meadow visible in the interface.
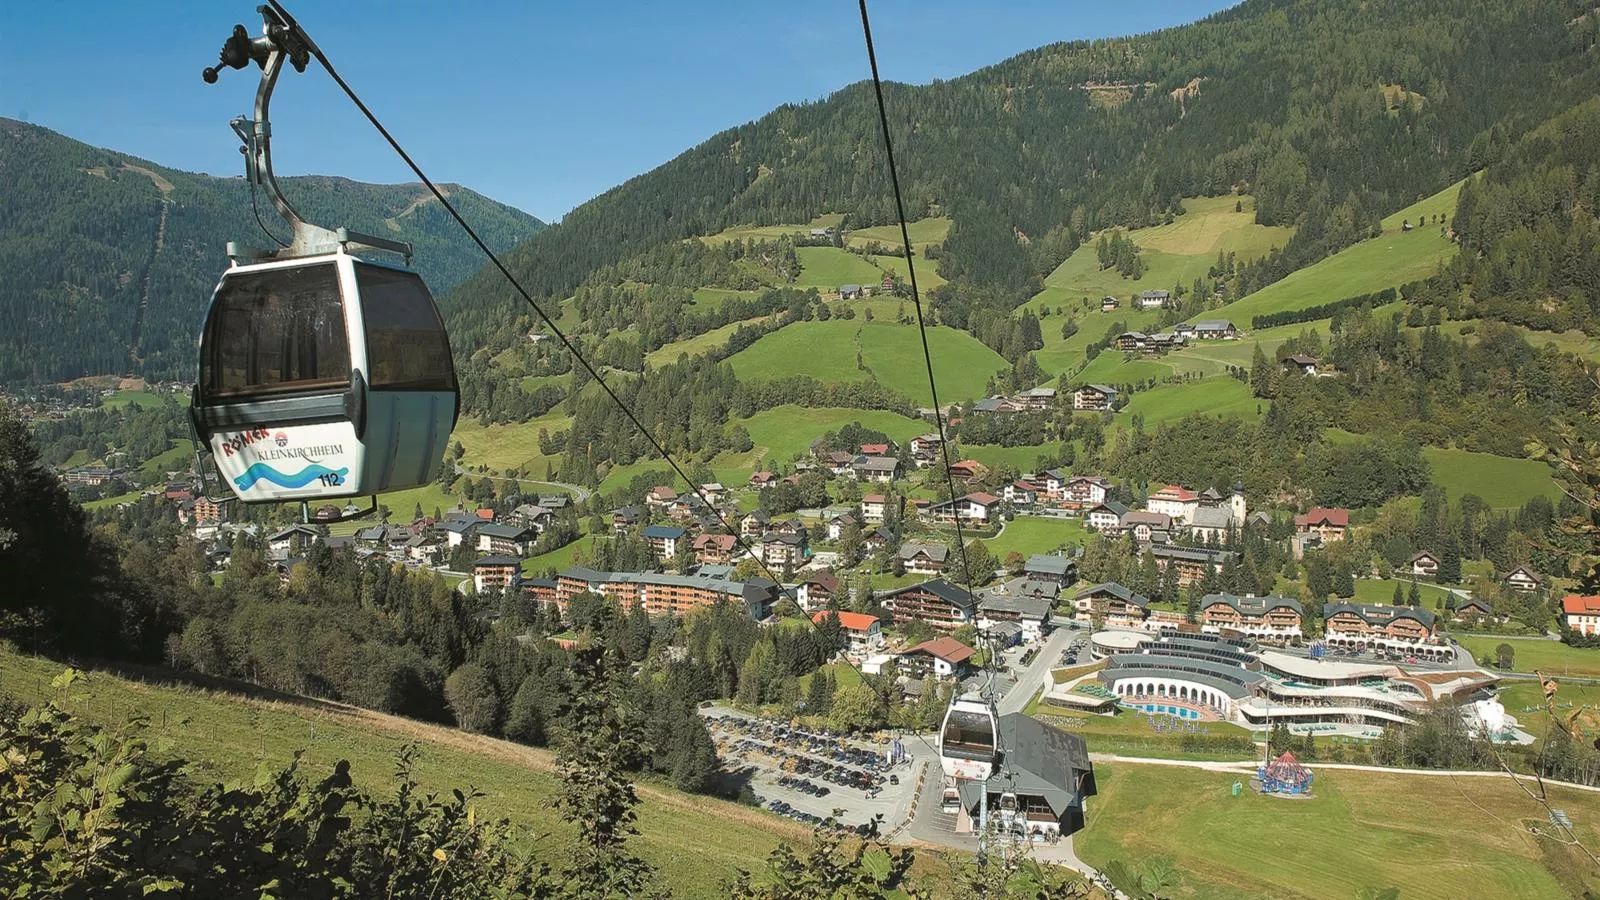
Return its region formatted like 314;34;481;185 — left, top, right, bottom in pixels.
740;405;927;465
1207;179;1464;326
793;247;886;289
1116;378;1263;427
1421;447;1558;509
726;320;1006;404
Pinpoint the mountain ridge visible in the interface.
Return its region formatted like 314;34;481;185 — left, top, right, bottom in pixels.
0;116;545;384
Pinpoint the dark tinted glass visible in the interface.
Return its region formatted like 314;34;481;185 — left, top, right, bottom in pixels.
202;263;349;398
942;709;996;752
356;264;456;391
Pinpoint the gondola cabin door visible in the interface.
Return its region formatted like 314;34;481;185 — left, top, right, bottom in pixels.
195;249;457;503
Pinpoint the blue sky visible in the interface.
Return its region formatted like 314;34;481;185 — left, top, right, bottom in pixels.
0;1;1234;221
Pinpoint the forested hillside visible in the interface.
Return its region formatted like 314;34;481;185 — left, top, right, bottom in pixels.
444;0;1600;350
0;118;544;384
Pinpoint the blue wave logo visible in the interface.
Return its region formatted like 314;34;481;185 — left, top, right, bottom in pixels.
234;463;348;491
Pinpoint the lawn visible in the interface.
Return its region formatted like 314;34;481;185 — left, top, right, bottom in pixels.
0;648;808;900
1164;318;1337;375
1456;636;1600;678
1076;762;1600;900
1206;179;1464;326
83;488;144;510
740;405;927;466
1033;307;1168;382
726;320;1007;404
987;516;1087;560
793;247;886;289
1422;447;1559;510
1115;378;1262;428
1351;578;1461;610
960;443;1055;474
700;213;845;245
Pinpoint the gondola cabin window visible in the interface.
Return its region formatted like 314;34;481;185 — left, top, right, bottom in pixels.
203;263;349;398
356;263;455;391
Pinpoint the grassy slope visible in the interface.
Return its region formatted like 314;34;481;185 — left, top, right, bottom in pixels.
793;247;886;289
960;444;1054;473
452;411;570;474
726;320;1006;405
742;406;927;466
0;649;804;900
1205;180;1464;326
1041;196;1294;304
1029;196;1292;379
1421;447;1559;509
1351;578;1461;610
1077;762;1599;900
1116;378;1262;428
645;318;765;369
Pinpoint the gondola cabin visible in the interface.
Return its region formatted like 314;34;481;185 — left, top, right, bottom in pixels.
938;694;999;781
193;247;458;504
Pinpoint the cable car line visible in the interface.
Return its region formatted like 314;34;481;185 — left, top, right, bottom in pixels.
859;0;1016;870
201;1;923;729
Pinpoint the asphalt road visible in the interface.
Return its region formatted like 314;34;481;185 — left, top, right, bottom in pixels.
998;626;1076;716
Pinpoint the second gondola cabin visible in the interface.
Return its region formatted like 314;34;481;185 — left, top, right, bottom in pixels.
193;245;458;503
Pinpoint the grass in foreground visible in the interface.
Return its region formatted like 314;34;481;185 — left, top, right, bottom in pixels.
740;406;927;467
0;647;805;900
1076;761;1600;900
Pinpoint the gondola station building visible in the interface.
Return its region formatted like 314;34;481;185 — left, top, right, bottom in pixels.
947;713;1098;840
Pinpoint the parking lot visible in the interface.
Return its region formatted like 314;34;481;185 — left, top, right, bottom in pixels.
703;705;928;835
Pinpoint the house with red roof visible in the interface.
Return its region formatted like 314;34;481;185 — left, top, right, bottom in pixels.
947;459;989;483
1146;484;1200;523
1563;594;1600;637
645;486;678;508
860;442;891;456
1294;507;1349;543
692;533;739;564
899;636;977;679
811;609;883;650
861;494;890;523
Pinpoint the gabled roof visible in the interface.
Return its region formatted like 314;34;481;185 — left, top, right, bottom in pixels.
953;714;1093;815
1149;484;1198;502
1295;507;1350;528
1077;383;1119;395
1194;319;1234;330
862;493;888;504
1120;510;1173;529
804;571;839;592
1505;566;1541;584
1322;602;1436;630
267;524;319;541
1088;499;1130;517
854;456;901;472
1201;593;1303;617
899;542;949;563
1073;581;1150;609
905;636;976;664
692;533;738;550
882;578;975;611
1024;554;1073;576
1151;544;1235;565
647;486;678;500
642;524;687;539
812;610;879;632
860;443;891;455
966;492;999;506
473;555;521;567
1453;596;1492;612
979;592;1052;619
1563;594;1600;616
1281;354;1319;366
1188;506;1236;529
1410;550;1439;563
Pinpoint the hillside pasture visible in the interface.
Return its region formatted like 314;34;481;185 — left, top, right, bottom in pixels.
1076;762;1600;900
1421;447;1558;509
1040;195;1294;303
959;443;1055;474
726;320;1007;404
740;405;927;466
1116;378;1263;428
1207;179;1464;326
644;316;770;369
452;411;570;474
1351;578;1461;610
869;253;947;291
845;217;951;252
1070;352;1173;388
793;247;885;289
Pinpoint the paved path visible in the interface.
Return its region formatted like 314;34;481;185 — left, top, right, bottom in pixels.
998;627;1074;716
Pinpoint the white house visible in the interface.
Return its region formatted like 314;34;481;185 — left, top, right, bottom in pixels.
1146;484;1199;524
1564;595;1600;636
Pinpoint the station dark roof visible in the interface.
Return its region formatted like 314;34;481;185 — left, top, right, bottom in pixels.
956;714;1095;816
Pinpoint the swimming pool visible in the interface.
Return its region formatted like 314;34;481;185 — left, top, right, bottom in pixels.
1122;702;1201;719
